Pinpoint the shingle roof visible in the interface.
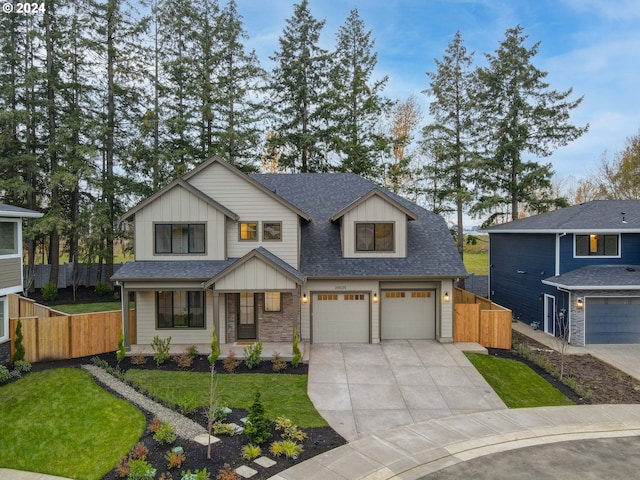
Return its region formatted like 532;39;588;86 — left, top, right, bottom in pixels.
111;259;237;281
542;265;640;290
482;200;640;233
250;173;467;278
0;203;43;218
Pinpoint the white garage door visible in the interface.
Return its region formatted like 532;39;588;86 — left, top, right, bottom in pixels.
312;292;370;343
381;290;436;340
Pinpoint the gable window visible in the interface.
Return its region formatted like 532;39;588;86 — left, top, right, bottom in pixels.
0;222;17;256
575;234;619;257
157;291;204;328
264;292;281;312
355;223;394;252
240;222;258;241
155;224;205;254
263;222;282;241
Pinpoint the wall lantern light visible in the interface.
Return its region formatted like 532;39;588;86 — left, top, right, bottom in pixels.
576;297;584;308
443;291;450;303
302;293;308;303
373;293;378;303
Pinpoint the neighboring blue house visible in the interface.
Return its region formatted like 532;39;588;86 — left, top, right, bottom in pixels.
483;200;640;346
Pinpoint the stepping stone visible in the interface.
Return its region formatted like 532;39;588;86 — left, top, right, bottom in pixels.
229;422;244;434
192;433;220;445
254;456;276;468
235;465;258;478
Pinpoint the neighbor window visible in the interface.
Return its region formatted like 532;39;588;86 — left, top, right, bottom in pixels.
240;222;258;241
263;222;282;241
0;222;17;256
264;292;281;312
355;223;394;252
575;234;619;257
155;224;205;254
157;291;204;328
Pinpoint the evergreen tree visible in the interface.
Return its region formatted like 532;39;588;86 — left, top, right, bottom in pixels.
472;25;587;224
268;0;330;172
328;8;390;177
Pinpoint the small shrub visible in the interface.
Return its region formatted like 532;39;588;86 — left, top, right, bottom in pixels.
271;352;287;373
9;370;21;380
165;449;185;469
274;416;307;442
151;335;172;366
95;280;113;296
241;444;261;461
127;458;156;480
148;417;163;433
243;341;263;369
186;344;198;359
129;442;149;460
181;468;210;480
115;457;129;478
117;326;126;364
0;365;10;384
291;328;302;367
212;422;239;436
269;440;303;459
13;319;25;362
222;350;240;373
159;473;174;480
13;360;32;373
215;465;238;480
245;391;271;445
172;352;193;370
131;351;147;366
153;421;177;445
41;282;58;301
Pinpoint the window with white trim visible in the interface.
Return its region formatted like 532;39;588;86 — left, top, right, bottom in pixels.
575;234;619;257
0;222;18;256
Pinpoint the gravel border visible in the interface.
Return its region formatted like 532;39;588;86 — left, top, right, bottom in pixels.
82;365;207;440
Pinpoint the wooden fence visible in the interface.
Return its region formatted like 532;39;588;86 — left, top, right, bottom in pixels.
8;294;136;363
453;288;512;349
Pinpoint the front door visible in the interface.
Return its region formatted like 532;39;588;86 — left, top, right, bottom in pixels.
237;292;257;340
544;294;556;336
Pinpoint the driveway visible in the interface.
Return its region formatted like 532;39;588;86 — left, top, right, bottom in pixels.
307;340;506;441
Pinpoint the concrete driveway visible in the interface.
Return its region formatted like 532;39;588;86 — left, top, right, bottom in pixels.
307;340;506;441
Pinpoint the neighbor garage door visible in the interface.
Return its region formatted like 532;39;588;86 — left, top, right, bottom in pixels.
585;297;640;344
381;290;436;340
312;292;369;343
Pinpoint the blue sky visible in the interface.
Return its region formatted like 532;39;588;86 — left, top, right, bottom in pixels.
234;0;640;185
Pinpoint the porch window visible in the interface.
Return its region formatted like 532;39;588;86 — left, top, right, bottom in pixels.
155;224;205;254
157;291;204;328
355;223;394;252
575;234;619;257
265;292;281;312
0;222;17;256
240;222;258;241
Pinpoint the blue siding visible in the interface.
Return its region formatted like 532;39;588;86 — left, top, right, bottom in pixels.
559;233;640;273
489;233;559;326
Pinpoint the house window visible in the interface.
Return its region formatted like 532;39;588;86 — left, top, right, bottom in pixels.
355;223;394;252
0;222;17;256
155;224;205;254
265;292;281;312
0;297;6;341
240;222;258;241
575;234;619;257
263;222;282;241
157;291;205;328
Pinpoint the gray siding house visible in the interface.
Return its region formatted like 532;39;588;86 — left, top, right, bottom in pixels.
113;156;467;348
0;204;42;364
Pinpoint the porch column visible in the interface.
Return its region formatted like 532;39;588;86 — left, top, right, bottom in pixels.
212;290;223;344
291;288;301;338
121;285;130;349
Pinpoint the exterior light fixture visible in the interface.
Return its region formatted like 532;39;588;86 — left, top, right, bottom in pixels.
302;293;308;303
576;297;584;308
373;293;378;303
443;291;450;303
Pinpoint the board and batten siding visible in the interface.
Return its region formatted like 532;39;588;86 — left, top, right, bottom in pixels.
213;257;298;291
342;195;407;258
134;185;227;261
187;162;300;268
0;257;21;290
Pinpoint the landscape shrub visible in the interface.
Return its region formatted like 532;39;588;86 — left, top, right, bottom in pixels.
13;360;32;373
151;335;172;366
126;458;156;480
243;341;263;369
13;319;25;362
222;350;240;373
244;391;271;445
153;421;177;445
95;280;113;296
41;282;58;301
271;352;287;372
241;444;261;461
209;325;220;366
291;328;301;367
117;327;126;364
269;440;303;458
165;448;185;469
0;365;11;384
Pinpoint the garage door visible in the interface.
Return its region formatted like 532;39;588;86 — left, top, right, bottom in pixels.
312;292;369;343
381;290;436;340
586;297;640;344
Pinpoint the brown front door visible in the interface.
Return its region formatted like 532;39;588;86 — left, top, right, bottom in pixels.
237;292;257;340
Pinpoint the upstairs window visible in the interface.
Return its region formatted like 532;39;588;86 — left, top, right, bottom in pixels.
263;222;282;241
355;223;394;252
575;234;619;257
0;221;17;256
155;224;205;254
240;222;258;241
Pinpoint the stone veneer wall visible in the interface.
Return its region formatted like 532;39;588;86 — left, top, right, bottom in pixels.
225;292;297;343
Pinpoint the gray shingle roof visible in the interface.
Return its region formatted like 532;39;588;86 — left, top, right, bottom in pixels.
0;203;43;218
250;173;467;278
111;259;237;281
482;200;640;233
254;246;306;283
542;265;640;290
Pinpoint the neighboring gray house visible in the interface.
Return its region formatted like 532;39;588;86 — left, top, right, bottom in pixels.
0;204;42;364
112;156;467;348
484;200;640;345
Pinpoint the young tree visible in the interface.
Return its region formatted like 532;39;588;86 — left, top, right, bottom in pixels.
328;8;390;177
422;31;476;257
472;25;588;224
268;0;330;172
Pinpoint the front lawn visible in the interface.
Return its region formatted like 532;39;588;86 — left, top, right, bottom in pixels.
124;369;327;428
463;252;488;275
466;353;574;408
0;368;145;479
54;301;122;314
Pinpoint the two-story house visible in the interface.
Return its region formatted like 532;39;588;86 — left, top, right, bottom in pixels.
483;200;640;346
0;204;42;364
112;157;467;349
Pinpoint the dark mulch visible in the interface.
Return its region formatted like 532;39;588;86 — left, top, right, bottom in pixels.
26;285;120;306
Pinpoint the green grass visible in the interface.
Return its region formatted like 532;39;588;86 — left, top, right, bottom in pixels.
54;301;122;314
125;370;327;428
0;369;145;479
466;353;574;408
463;252;488;275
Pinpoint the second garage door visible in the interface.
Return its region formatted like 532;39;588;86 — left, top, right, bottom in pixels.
312;292;370;343
381;290;436;340
585;297;640;344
